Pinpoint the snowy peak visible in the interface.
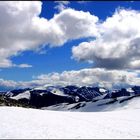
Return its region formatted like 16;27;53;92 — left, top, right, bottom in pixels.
1;85;140;110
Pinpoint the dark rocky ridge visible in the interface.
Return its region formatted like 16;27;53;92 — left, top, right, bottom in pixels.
0;86;140;109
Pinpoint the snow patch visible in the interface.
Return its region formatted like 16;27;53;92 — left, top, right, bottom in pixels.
51;88;67;97
10;91;30;100
99;88;107;93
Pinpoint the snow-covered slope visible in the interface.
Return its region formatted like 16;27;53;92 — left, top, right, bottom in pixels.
49;87;70;97
0;105;140;139
43;95;139;112
10;91;30;100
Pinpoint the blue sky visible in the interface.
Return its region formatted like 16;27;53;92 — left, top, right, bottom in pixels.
0;1;140;90
0;1;139;81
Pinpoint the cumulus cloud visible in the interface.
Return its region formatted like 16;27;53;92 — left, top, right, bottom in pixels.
54;1;70;11
49;8;99;45
0;1;98;68
1;2;140;89
36;68;140;89
1;68;140;90
1;2;140;71
0;1;43;68
0;79;17;88
72;8;140;70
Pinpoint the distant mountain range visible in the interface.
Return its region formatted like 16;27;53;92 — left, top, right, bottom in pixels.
0;85;140;110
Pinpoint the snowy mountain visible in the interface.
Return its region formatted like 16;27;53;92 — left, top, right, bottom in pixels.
0;85;140;110
43;95;139;112
5;88;31;97
1;86;104;108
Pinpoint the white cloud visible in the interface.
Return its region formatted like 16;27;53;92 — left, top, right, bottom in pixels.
0;1;43;68
0;79;17;88
129;60;140;69
0;2;140;89
54;1;70;11
1;68;140;90
77;1;88;4
36;68;140;89
17;64;32;68
49;8;99;46
1;2;140;71
0;1;99;68
72;8;140;70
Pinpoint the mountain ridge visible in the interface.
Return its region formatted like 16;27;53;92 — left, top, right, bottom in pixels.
0;85;140;110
